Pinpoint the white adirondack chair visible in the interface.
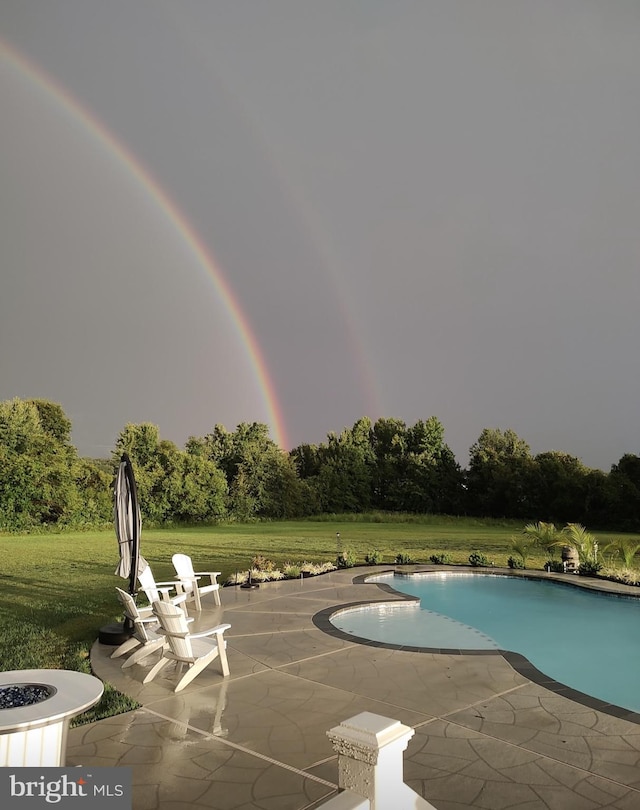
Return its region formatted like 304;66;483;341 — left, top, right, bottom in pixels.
144;600;230;692
138;564;188;612
172;553;221;610
111;588;167;668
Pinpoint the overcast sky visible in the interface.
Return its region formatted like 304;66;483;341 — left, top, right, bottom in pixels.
1;1;639;470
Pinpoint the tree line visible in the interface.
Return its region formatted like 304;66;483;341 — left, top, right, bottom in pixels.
0;397;639;531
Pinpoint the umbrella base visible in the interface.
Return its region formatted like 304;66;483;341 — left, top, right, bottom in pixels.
98;622;134;646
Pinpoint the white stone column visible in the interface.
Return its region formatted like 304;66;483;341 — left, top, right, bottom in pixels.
326;712;437;810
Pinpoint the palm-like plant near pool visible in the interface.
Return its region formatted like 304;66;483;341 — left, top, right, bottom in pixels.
522;521;563;557
558;523;599;567
604;537;640;568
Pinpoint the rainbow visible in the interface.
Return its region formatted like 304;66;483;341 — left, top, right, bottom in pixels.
155;6;382;420
1;37;288;449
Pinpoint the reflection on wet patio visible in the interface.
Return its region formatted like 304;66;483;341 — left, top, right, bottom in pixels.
69;567;640;809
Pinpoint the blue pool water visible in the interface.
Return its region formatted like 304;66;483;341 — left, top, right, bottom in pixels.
331;572;640;712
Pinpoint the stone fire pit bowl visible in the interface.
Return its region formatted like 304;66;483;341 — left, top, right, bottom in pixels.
0;669;104;767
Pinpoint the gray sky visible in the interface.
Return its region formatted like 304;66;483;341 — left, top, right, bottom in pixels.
1;1;639;470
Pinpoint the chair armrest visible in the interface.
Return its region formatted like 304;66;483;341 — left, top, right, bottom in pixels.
155;580;182;588
190;623;231;639
194;571;221;585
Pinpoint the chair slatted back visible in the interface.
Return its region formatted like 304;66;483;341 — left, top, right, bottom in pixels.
153;600;196;662
171;554;197;595
115;587;153;644
138;566;163;603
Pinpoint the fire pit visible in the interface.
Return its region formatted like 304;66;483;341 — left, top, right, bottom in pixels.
0;669;103;766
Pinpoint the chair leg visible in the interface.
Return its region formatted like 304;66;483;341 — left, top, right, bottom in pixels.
111;637;140;659
122;640;165;669
143;655;172;684
213;588;221;607
174;654;214;692
216;633;229;677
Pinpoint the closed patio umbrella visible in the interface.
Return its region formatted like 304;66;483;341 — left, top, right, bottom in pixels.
99;453;148;645
114;452;147;594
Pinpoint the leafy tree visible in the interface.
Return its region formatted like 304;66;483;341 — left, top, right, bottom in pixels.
0;399;80;528
71;458;113;524
229;445;305;519
289;443;322;479
466;428;533;518
371;417;408;510
114;424;166;522
315;420;375;513
403;418;463;513
190;423;273;485
116;424;228;523
27;399;72;445
188;422;304;520
174;452;227;522
607;455;640;530
527;452;588;524
582;469;617;529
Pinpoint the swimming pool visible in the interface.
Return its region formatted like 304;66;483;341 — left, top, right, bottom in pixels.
330;572;640;713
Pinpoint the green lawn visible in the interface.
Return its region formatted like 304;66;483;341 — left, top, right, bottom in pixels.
1;514;637;722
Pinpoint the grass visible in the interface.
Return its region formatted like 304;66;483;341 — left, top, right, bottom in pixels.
2;514;638;722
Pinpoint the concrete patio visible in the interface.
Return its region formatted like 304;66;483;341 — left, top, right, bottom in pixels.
68;568;640;809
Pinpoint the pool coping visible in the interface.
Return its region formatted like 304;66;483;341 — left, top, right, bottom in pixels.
312;567;640;725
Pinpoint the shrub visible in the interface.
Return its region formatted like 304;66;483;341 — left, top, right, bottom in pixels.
604;538;640;569
248;568;270;582
469;551;489;567
429;553;452;565
251;555;275;572
509;535;533;568
507;556;525;569
578;560;602;577
337;549;357;569
283;563;302;579
600;567;640;586
225;571;248;585
300;561;319;575
318;561;337;573
395;552;414;565
545;560;565;573
364;550;382;565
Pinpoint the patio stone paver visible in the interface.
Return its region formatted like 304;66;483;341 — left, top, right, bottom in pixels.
146;668;433;770
66;709;335;810
226;628;356;668
403;720;640;810
447;682;640;787
280;644;528;716
69;566;640;809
